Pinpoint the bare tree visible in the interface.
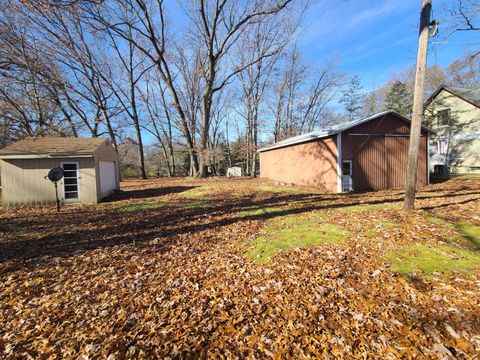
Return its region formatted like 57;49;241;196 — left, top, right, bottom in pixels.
441;0;479;58
139;71;177;177
208;89;231;175
447;54;480;87
271;46;307;140
185;0;296;177
103;25;151;178
270;47;343;142
84;0;201;174
19;2;123;146
236;15;294;176
446;0;480;32
0;4;72;138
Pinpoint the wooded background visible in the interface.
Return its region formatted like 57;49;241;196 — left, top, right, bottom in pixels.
0;0;478;178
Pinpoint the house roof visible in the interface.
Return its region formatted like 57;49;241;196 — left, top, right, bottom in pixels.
258;110;432;153
426;85;480;108
0;137;108;159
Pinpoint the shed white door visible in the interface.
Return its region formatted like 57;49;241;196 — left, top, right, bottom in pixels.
99;161;116;198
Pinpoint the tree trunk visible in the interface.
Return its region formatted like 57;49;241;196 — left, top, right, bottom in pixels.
251;109;258;177
101;107;118;150
133;117;147;179
245;99;252;176
169;144;175;176
200;90;211;178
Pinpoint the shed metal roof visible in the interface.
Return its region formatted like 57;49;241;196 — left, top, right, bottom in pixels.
258;110;432;153
0;137;108;159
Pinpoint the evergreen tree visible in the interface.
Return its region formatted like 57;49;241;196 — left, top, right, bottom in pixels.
384;81;412;117
339;75;364;120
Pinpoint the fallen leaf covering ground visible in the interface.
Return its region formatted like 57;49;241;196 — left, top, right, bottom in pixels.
1;176;480;359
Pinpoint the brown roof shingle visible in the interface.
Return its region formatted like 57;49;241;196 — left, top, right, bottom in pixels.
0;137;107;157
426;84;480;108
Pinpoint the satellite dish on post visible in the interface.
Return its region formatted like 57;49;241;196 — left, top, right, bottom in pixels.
48;167;64;182
47;167;64;212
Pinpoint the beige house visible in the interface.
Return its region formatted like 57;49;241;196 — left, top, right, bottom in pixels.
0;137;120;208
425;85;480;174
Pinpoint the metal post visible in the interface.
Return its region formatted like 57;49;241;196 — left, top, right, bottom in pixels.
54;181;60;212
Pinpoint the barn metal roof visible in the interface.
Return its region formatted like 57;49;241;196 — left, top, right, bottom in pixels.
0;137;108;159
258;110;432;153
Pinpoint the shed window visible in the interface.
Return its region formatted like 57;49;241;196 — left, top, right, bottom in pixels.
65;192;78;199
63;164;77;171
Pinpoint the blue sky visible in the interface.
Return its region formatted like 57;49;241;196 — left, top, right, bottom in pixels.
142;0;477;145
300;0;478;91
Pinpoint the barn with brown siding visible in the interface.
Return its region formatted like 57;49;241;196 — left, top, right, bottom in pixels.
259;111;431;192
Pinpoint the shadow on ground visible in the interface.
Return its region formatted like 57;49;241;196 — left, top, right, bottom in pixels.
1;180;479;272
102;186;197;202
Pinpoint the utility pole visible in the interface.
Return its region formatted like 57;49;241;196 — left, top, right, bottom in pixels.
404;0;432;210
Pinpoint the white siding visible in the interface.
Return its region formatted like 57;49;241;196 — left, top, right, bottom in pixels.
99;161;117;198
427;89;480;173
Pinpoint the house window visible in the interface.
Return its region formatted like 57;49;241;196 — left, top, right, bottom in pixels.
437;139;448;155
436;109;451;126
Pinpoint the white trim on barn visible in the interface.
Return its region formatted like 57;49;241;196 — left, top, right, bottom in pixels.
427;133;430;185
337;132;342;193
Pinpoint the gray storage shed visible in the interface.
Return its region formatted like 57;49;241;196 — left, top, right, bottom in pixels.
0;137;120;207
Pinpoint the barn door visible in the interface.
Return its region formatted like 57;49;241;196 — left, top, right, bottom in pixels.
385;136;409;188
352;136;386;191
61;162;80;203
385;135;427;188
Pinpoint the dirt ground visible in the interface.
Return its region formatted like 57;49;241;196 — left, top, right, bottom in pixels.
0;177;479;359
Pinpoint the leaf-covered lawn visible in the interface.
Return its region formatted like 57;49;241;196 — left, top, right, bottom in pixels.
244;213;350;264
1;177;479;358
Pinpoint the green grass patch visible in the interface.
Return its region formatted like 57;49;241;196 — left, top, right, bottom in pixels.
180;187;215;199
119;202;165;213
118;199;211;212
338;203;399;213
425;215;447;224
457;222;480;250
424;216;479;250
386;244;480;276
175;200;210;209
424;214;455;228
238;205;286;217
360;220;395;237
257;185;306;194
245;213;350;264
